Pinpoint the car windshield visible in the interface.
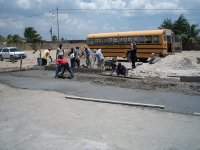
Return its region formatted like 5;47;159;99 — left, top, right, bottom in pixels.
10;48;20;52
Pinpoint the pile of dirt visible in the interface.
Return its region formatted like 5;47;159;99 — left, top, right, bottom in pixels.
125;52;200;78
174;58;196;70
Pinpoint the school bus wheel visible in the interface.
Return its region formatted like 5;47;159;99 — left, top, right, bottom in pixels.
139;58;148;62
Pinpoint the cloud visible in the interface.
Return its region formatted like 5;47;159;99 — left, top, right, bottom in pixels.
74;0;186;17
16;0;31;10
0;0;199;40
75;0;96;9
0;21;6;28
142;1;187;15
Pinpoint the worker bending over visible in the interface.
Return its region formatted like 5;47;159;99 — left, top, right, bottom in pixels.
42;48;52;65
111;62;128;77
55;58;75;79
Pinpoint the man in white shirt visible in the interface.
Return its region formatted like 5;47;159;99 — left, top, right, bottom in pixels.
93;49;104;71
56;43;64;59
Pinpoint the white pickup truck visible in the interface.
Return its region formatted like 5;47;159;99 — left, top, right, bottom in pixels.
0;47;27;61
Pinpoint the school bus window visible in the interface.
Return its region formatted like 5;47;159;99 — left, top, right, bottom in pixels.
103;38;108;44
98;38;102;44
123;37;127;43
133;36;138;43
153;36;159;43
139;36;144;43
119;37;126;44
88;39;93;45
108;37;113;44
114;37;119;43
94;38;98;44
119;37;123;43
145;36;152;43
127;37;132;43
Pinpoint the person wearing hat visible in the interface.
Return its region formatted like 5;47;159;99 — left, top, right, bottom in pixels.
41;48;52;66
130;41;137;69
55;58;75;79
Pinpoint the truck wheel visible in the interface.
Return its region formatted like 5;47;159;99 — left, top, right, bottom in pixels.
10;55;15;62
0;55;3;61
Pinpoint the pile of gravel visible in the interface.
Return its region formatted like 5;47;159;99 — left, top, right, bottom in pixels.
143;55;196;70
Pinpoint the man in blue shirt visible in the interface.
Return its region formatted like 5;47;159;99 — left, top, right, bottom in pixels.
84;45;92;67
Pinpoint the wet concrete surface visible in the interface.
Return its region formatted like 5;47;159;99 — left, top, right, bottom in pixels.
0;70;200;115
1;83;200;150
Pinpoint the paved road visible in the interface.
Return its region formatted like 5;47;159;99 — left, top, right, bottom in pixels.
1;83;200;150
0;70;200;115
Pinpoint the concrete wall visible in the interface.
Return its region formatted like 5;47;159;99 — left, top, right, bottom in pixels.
5;41;86;51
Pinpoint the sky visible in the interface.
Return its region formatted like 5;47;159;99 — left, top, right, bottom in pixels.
0;0;200;41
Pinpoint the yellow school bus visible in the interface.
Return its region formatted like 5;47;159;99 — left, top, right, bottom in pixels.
86;29;175;62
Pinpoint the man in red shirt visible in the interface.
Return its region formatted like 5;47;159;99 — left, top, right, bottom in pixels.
55;59;75;79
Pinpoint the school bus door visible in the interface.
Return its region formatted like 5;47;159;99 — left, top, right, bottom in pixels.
167;35;173;53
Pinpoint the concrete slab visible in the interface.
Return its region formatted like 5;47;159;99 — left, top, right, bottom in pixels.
0;83;200;150
180;76;200;82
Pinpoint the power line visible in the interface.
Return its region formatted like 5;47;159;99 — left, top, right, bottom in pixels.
58;8;200;11
1;7;200;22
0;12;46;21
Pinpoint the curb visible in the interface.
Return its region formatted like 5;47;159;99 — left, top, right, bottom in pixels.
193;112;200;116
180;76;200;82
0;66;44;73
65;95;165;109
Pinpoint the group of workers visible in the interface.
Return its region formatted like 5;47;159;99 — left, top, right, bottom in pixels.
67;45;105;71
41;44;75;79
41;41;137;79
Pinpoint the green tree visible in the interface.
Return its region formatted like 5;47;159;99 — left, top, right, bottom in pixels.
159;14;200;50
52;35;58;41
24;27;42;54
159;18;174;30
173;14;190;36
24;27;42;43
0;35;6;44
7;34;13;44
6;34;23;44
187;24;200;49
13;34;23;43
60;37;65;41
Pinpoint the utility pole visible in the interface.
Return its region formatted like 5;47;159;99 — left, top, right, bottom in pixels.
56;7;60;41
